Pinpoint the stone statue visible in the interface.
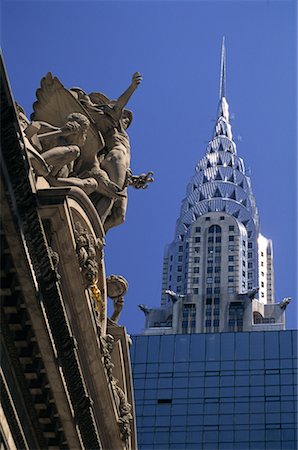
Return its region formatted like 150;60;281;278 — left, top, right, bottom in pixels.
106;275;129;323
70;72;153;231
23;72;153;231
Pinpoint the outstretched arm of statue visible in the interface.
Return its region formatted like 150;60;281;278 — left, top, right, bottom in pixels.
113;72;142;112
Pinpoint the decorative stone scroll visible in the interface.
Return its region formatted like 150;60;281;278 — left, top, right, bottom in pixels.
106;274;129;323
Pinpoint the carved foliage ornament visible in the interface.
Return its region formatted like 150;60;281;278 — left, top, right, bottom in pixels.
74;221;105;321
100;334;132;445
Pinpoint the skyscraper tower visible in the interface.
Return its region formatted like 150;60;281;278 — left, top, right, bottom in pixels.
140;39;289;334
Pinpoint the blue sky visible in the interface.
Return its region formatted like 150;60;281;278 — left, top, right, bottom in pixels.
1;0;297;332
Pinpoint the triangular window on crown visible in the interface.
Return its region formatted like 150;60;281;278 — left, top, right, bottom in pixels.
233;209;240;218
199;192;206;201
242;219;249;227
203;175;208;183
217;155;223;165
218;143;224;152
239;180;244;188
228;173;234;182
207;160;212;168
228;159;233;167
229;190;236;200
209;147;215;153
241;198;247;207
215;171;222;180
214;187;222;198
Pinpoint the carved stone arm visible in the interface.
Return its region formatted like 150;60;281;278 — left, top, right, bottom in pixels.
113;72;142;112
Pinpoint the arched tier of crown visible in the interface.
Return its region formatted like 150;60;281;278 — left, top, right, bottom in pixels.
174;38;259;242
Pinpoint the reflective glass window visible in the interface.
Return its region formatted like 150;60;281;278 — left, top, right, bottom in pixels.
235;333;249;360
147;336;160;363
159;335;175;362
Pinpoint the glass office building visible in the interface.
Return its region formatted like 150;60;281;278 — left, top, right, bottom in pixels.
131;331;297;450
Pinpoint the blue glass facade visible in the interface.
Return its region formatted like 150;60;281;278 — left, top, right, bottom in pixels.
131;331;297;450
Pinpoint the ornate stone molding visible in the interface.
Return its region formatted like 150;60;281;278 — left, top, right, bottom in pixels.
74;221;105;322
100;333;133;446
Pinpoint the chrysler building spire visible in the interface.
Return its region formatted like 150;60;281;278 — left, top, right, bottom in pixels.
214;37;232;139
219;36;226;100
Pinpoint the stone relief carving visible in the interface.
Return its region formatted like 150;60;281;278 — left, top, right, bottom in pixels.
106;275;129;324
74;221;105;322
100;334;132;445
17;72;153;232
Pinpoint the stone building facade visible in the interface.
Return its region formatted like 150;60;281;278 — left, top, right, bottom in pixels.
1;56;137;450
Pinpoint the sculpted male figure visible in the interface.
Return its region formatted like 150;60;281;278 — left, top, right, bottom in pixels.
28;71;152;232
72;72;146;231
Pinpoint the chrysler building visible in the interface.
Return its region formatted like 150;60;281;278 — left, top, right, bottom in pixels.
140;40;290;334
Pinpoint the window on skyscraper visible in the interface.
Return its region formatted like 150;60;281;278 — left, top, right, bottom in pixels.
229;255;234;261
194;257;200;263
193;267;199;273
228;277;234;282
214;287;220;294
195;237;200;243
228;266;234;272
229;225;235;231
229;245;234;251
214;277;220;284
248;242;253;248
229;235;234;241
195;227;201;232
